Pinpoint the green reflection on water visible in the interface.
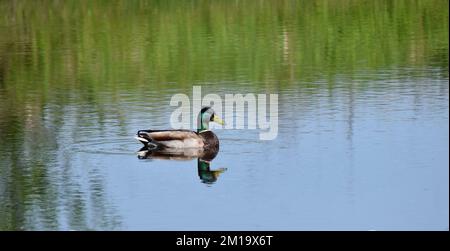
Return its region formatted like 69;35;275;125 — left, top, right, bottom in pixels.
0;0;448;93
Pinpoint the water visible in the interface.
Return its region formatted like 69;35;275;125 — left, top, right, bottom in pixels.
0;0;448;230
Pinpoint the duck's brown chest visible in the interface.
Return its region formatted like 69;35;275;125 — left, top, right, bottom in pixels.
198;130;219;151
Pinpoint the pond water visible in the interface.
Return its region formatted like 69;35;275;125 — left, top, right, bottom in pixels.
0;0;448;230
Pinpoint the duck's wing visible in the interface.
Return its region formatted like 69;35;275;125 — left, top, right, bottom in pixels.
139;129;197;141
136;129;204;148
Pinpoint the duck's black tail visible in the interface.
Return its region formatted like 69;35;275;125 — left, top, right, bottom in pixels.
135;130;158;149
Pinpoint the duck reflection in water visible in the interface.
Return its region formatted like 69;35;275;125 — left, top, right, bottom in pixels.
136;146;227;184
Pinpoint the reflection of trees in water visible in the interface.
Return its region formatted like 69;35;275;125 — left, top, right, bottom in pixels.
0;97;122;230
0;0;448;92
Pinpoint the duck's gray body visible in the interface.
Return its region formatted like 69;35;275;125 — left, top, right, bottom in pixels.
135;106;223;160
136;129;219;161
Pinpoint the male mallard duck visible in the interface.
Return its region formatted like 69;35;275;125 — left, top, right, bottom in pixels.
135;106;224;156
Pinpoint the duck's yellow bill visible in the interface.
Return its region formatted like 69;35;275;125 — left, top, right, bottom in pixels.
213;115;225;125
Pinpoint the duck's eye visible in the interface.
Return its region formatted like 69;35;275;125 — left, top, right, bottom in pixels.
210;114;215;121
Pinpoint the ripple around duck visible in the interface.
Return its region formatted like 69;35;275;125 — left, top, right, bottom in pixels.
73;137;140;156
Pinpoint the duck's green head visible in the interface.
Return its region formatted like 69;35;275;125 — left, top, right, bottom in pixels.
197;106;224;132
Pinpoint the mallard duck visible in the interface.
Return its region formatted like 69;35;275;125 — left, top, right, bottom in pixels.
135;106;224;156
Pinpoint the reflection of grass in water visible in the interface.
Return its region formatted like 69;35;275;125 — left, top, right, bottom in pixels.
0;0;447;96
1;0;446;135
